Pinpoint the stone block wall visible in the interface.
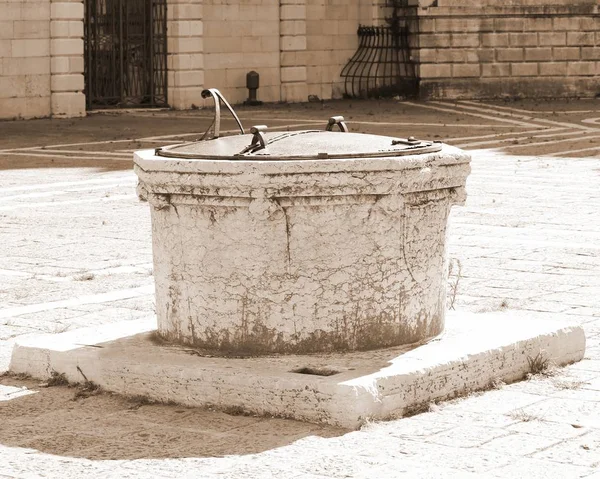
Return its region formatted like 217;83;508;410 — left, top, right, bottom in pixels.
162;0;382;107
305;0;360;100
50;0;85;117
0;0;84;120
202;0;281;104
408;3;600;99
167;0;205;109
0;0;373;117
280;0;307;102
5;0;598;117
0;0;52;119
199;0;379;104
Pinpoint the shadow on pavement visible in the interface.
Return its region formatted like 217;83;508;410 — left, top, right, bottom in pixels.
1;99;599;172
0;377;346;460
0;156;132;172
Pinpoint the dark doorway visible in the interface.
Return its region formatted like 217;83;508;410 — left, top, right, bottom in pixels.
84;0;168;109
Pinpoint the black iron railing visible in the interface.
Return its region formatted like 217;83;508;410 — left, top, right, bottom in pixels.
340;24;416;99
84;0;168;109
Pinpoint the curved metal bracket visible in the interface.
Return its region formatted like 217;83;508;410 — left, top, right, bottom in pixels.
199;88;245;141
237;125;268;155
326;116;349;132
392;136;421;146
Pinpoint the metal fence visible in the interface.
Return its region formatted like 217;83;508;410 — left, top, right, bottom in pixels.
340;24;417;99
84;0;168;109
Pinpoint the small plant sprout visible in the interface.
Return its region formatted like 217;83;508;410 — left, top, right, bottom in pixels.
490;378;505;390
447;258;463;310
44;371;69;387
51;323;71;334
74;272;95;281
508;409;544;423
526;349;555;377
552;379;585;390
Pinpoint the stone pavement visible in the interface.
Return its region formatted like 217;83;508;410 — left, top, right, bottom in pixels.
1;100;600;477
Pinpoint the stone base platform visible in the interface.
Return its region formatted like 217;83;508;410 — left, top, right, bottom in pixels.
9;311;585;430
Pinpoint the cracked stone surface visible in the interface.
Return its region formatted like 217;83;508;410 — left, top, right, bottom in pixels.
134;144;470;353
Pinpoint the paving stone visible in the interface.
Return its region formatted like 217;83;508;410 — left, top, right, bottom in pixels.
430;408;521;428
363;414;458;438
488;457;597;478
424;424;511;448
0;384;36;401
480;432;565;456
353;464;481;479
506;419;591;440
442;389;548;415
571;360;600;373
530;430;600;468
518;398;600;429
0;447;123;478
0;324;39;340
582;377;600;391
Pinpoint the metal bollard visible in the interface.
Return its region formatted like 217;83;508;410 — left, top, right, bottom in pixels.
244;71;262;106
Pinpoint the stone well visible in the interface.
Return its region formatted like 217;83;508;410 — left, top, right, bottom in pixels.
133;102;470;354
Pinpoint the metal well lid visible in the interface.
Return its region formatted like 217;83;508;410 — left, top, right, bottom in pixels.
155;89;442;161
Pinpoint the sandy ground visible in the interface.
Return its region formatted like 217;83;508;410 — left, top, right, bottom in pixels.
1;98;599;477
0;375;344;460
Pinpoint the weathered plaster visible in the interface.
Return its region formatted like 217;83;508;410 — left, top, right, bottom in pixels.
134;145;471;353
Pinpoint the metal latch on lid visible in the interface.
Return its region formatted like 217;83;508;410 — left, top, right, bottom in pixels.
236;116;349;156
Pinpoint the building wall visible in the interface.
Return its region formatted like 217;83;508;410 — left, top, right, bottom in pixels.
202;0;281;105
4;0;599;119
0;0;372;118
167;0;205;109
50;0;86;117
197;0;375;104
305;0;360;101
0;0;85;120
408;2;600;99
0;0;52;119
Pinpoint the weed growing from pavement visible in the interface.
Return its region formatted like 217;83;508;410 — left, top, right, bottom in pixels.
149;330;168;346
37;370;101;399
74;272;95;281
552;379;585;390
204;402;296;420
476;299;510;314
447;258;462;310
0;371;31;380
127;395;158;409
72;379;101;400
50;323;70;334
46;371;69;387
508;409;544;423
490;378;506;390
221;405;256;417
69;365;101;399
526;350;554;377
